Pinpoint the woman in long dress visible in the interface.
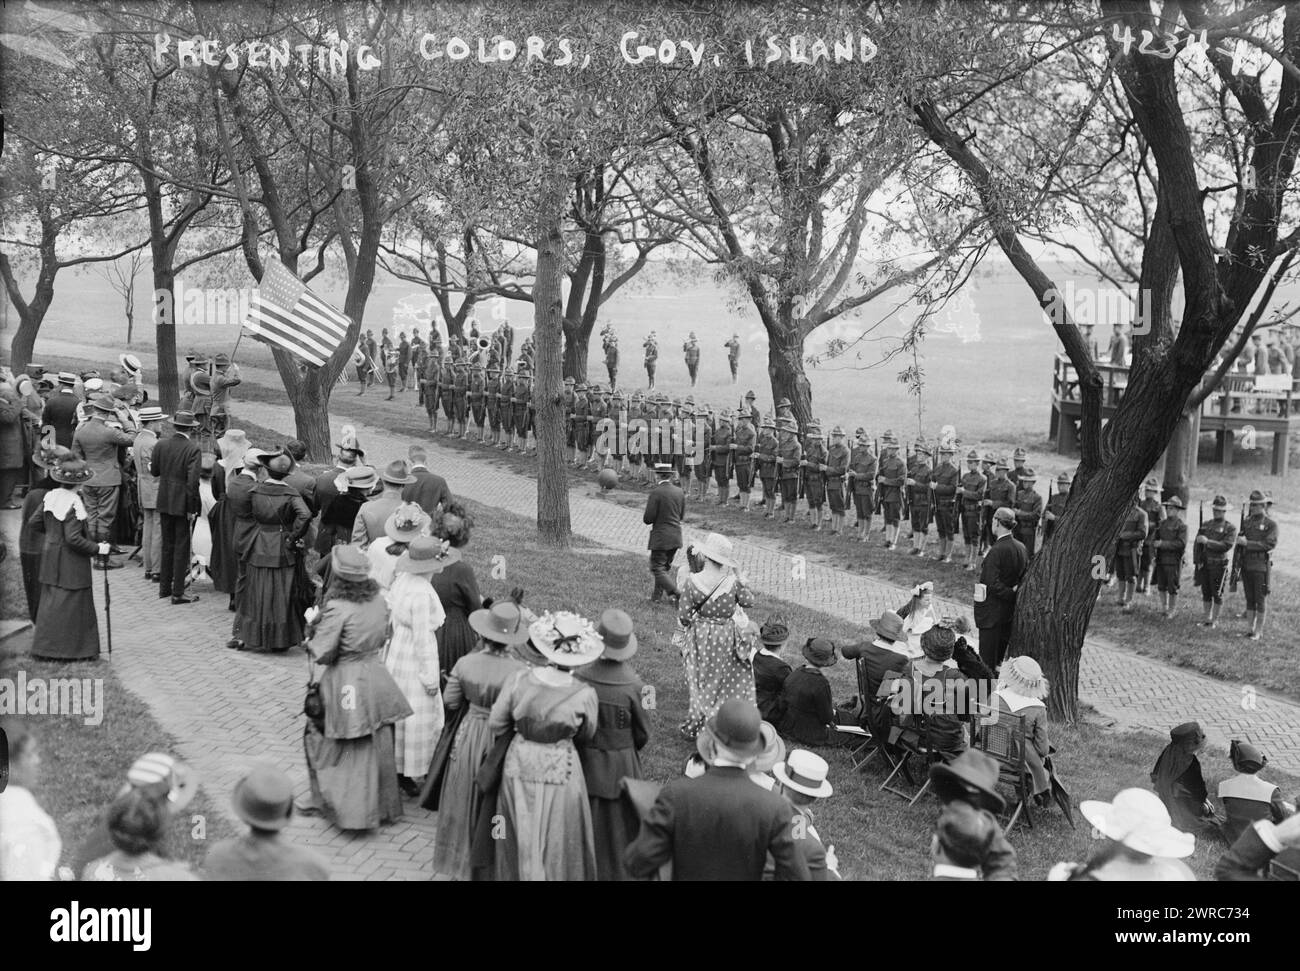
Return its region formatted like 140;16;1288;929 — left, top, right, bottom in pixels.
236;450;311;653
489;610;601;881
676;532;757;739
424;600;528;880
208;429;250;596
302;545;413;830
27;458;110;660
431;503;482;680
367;502;429;592
385;536;459;795
189;453;218;582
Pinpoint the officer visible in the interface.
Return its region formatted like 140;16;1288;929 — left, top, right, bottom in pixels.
931;443;960;563
1011;468;1043;558
802;420;828;530
847;428;876;542
1137;476;1165;595
711;409;734;505
1008;447;1028;488
755;414;779;517
959;448;986;571
905;443;932;555
733;408;757;513
422;349;442;432
643;332;658;389
1194;495;1236;628
983;457;1017;558
1236;489;1279;640
876;434;906;550
469;362;487;441
1043;472;1070;544
683;332;701;386
1152;495;1187;620
825;426;850;535
1114;492;1149;613
776;418;802;524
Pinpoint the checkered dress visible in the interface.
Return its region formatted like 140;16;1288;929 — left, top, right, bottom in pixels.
384;573;447;775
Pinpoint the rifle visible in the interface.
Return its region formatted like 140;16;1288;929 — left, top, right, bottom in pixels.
1226;502;1246;595
1193;501;1205;587
902;443;912;519
873;438;883;514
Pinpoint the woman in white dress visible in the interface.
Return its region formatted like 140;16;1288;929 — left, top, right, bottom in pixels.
367;502;430;592
386;535;460;796
897;580;940;657
189;453;218;581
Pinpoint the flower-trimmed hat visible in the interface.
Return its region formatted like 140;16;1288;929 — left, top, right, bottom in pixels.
528;610;606;668
51;458;95;484
395;535;461;576
998;656;1049;699
384;502;432;544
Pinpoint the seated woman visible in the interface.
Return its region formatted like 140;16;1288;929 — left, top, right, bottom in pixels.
896;581;940;657
776;638;840;746
992;656;1051;805
753;613;792;723
893;625;970;757
1217;740;1296;845
1150;721;1225;843
1051;788;1195;881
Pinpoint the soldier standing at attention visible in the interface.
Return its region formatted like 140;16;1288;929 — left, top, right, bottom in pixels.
689;403;712;501
745;389;760;427
755;415;779;517
1043;472;1070;544
605;333;619;390
397;332;411;391
848;429;877;542
439;355;456;435
905;443;933;556
451;360;470;437
1011;469;1044;559
711;410;734;505
802;420;828;531
1236;489;1279;641
1136;476;1165;595
627;392;647;486
876;435;906;550
733;409;757;513
1114;492;1149;613
775;397;795;426
931;444;960;563
469;362;487;441
590;386;612;470
1152;496;1187;620
422;348;442;432
571;382;590;466
643;332;658;389
1194;495;1235;628
824;426;850;535
978;452;998;554
724;332;742;384
1008;447;1028;489
683;332;701;387
776;418;803;524
959;449;986;571
983;458;1017;559
562;376;577;460
485;365;502;445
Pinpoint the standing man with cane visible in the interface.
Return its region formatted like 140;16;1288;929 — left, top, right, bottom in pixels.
151;411;203;606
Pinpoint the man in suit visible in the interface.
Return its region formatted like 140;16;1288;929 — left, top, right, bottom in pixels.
974;506;1028;670
624;700;810;881
352;460;413;545
643;462;684;605
132;406;166;581
201;764;331;881
73;393;138;556
311;428;364;526
773;751;840;880
402;445;451;516
41;373;81;449
150;411;202;604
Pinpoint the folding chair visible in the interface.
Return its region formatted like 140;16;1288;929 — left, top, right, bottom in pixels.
1269;851;1300;882
855;669;910;776
831;657;875;770
972;703;1034;834
879;717;947;805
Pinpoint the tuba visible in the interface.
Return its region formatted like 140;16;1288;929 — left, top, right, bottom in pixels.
190;371;213;396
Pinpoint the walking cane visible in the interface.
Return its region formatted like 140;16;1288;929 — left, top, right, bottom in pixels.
101;553;113;658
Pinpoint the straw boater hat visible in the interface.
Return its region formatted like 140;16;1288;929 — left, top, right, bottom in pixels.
596;609;638;661
998;656;1049;699
118;353;143;377
137;406;167;424
929;749;1006;814
51;458;95;485
695;532;736;568
1079;788;1195;858
331;544;371;582
231;763;294;832
468;601;532;646
528;611;607;668
773;750;833;798
118;751;199;813
384;502;432;544
395;535;461;576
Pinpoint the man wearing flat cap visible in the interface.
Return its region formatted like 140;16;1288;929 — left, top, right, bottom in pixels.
974;506;1027;670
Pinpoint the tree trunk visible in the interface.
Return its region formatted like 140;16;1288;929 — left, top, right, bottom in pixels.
8;313;41;373
286;364;331;461
1;219;59;373
152;268;179;414
1158;410;1195;505
535;173;572;547
767;318;813;425
562;320;590;382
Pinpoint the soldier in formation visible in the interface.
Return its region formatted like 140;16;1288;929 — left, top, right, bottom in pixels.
683;332;701;387
1236;489;1279;641
904;442;932;555
643;332;658;389
958;449;986;571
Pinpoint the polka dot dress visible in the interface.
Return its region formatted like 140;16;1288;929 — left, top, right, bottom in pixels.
678;574;758;738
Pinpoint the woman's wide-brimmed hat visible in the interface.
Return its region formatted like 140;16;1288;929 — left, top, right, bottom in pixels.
50;458;95;484
335;424;365;458
384;502;431;544
773;749;833;798
122;751;199;813
696;699;768;763
217;429;249;466
596;608;638;661
1080;788;1196;858
802;637;838;667
256;447;293;476
468;601;533;646
695;531;736;568
331;544;371;582
231;763;294;832
528;611;606;668
870;609;906;642
929;749;1006;814
999;655;1049;699
395;536;460;576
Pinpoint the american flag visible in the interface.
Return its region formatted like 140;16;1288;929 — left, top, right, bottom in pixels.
243;260;352;367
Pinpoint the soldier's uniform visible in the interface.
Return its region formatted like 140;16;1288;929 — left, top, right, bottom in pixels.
876;437;906;549
592;390;613;468
643;335;658;389
688;405;712;499
978;452;997;553
1194;495;1236;624
1237;490;1279;640
572;385;592;463
451;362;470;436
802;422;828;528
1007;447;1028;489
776;421;802;523
469;365;487;438
1137;477;1165;594
733;412;757;511
609;392;627;468
906;444;932;555
562;378;577;452
669;400;687;478
510;369;531;451
848;430;877;541
209;355;241;439
1043;472;1070;544
755;415;779;516
959;450;987;570
983;458;1016;555
423;354;442;430
605;340;619;390
931;445;960;562
744;391;761;428
1114;499;1150;611
725;333;741;383
440;358;456;429
825;427;850;534
1011;469;1044;558
683;336;700;385
1153;496;1187;618
485;366;503;444
711;413;734;503
627;393;646;482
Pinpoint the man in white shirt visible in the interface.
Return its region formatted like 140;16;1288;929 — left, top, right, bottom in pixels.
0;720;62;880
